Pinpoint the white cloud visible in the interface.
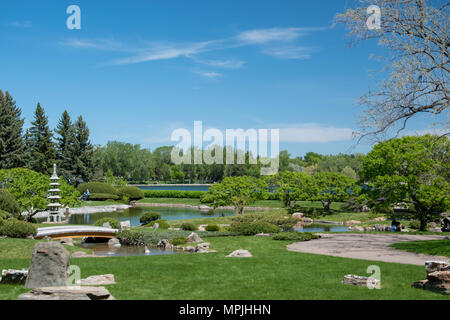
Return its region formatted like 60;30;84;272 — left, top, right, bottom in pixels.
262;46;313;60
278;124;353;143
196;71;223;78
62;38;125;51
193;58;245;69
9;21;32;28
235;28;304;44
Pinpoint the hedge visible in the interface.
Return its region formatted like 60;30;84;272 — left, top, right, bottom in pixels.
77;182;118;195
0;219;37;238
118;186;144;201
143;190;207;199
88;193;119;201
230;221;280;235
0;189;20;217
116;230;145;246
94;217;120;229
272;232;319;241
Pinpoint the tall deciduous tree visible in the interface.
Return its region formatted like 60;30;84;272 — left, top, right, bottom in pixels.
70;115;94;185
26;103;56;174
360;135;449;231
0;90;25;169
312;172;355;211
55;110;75;182
336;0;449;141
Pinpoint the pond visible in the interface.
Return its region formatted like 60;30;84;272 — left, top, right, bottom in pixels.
136;185;210;191
79;242;181;257
69;207;234;227
295;224;349;233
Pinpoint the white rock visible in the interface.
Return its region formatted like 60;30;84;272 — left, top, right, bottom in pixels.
226;249;252;258
119;221;131;231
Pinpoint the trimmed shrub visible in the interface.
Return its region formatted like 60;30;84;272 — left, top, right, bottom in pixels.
273;232;319;241
77;182;117;196
145;219;170;229
180;222;197;231
89;193;119;201
116;230;145;246
409;220;421;230
0;219;37;238
205;224;220;232
94;217;120;229
0;189;20;217
0;217;5;227
143;190;207;199
171;237;187;245
140;211;161;225
0;210;12;220
230;221;280;236
264;217;298;231
118;186;144;201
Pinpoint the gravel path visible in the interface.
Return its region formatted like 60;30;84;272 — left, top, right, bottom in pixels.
286;233;449;265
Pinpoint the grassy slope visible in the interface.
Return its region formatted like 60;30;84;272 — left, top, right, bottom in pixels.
0;237;448;300
391;240;450;257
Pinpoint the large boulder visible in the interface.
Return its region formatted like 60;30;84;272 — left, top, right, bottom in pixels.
412;261;450;295
226;249;252;258
186;232;203;243
25;242;70;289
108;238;121;248
18;286;115;300
157;239;173;250
195;242;210;253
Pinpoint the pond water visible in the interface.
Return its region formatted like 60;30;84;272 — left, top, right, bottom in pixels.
295;224;349;233
79;242;180;257
137;185;210;191
69;207;234;227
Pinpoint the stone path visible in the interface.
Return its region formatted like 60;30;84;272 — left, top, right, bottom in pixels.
286;233;449;265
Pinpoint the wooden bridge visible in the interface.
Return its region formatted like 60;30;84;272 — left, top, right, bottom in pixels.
35;226;118;240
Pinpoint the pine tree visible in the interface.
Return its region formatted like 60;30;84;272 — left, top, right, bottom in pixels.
70;115;94;185
27;103;56;174
55;110;75;182
0;90;26;168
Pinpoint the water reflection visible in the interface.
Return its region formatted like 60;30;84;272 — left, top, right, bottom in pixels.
80;242;181;257
295;224;349;233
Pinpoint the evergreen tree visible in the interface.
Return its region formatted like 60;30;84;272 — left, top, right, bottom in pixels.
0;90;26;168
70;115;94;185
27;103;56;174
55;110;75;182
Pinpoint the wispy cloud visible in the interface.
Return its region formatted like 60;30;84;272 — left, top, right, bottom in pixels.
235;27;305;44
278;124;353;143
192;58;245;69
9;21;32;28
196;71;223;78
62;38;125;51
262;46;313;59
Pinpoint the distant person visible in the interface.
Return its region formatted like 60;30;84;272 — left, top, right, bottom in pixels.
442;218;450;232
86;189;90;201
391;219;401;232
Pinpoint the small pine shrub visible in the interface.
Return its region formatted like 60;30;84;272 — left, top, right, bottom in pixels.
171;237;187;245
0;210;11;220
205;224;220;232
273;232;319;241
88;193;119;201
409;220;422;230
0;219;37;238
118;186;144;201
116;230;145;246
180;223;197;231
0;189;20;217
230;221;280;236
94;217;120;229
145;219;170;229
140;211;161;225
77;182;118;195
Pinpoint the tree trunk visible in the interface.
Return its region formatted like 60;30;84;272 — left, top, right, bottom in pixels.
235;206;245;215
321;200;331;211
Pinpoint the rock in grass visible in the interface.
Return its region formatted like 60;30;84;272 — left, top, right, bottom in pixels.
80;274;116;286
0;269;28;284
25;242;70;289
19;286;115;300
342;274;380;287
186;232;203;243
226;249;252;258
119;220;131;231
292;213;304;220
413;261;450;295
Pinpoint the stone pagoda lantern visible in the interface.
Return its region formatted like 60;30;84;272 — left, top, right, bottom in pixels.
47;164;63;223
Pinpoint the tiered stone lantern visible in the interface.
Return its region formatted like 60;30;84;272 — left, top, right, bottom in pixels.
47;164;63;223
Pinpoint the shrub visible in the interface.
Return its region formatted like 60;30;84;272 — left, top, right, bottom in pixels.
409;220;422;230
180;222;197;231
140;211;161;225
287;205;339;218
264;217;299;231
230;221;280;236
0;217;5;227
205;224;220;232
116;230;145;246
145;219;170;229
0;189;20;217
171;237;187;245
77;182;117;196
118;186;144;201
273;232;319;241
0;210;12;220
143;190;207;199
0;219;37;238
89;193;119;201
94;217;120;229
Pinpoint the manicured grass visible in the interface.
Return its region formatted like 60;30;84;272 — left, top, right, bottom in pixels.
391;240;450;257
77;200;124;207
138;198;284;208
0;237;448;300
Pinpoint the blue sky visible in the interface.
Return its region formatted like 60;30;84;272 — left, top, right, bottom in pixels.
0;0;441;157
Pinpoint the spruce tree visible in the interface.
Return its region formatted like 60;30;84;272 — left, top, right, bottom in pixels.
0;90;26;168
55;110;75;182
27;103;56;174
70;115;94;185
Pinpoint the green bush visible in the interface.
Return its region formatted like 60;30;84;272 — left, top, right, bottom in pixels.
143;190;207;199
94;217;120;229
205;224;220;232
0;189;20;217
116;230;145;246
230;221;280;236
180;222;197;231
0;210;12;220
171;237;187;245
140;211;161;225
0;217;5;227
273;232;319;241
77;182;118;196
0;219;37;238
264;217;299;231
287;205;339;218
409;220;422;230
88;193;119;201
145;219;170;229
118;186;144;201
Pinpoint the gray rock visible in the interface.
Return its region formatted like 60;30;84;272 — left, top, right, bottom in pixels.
157;239;172;250
413;271;450;295
0;269;28;284
226;249;252;258
79;274;116;286
254;233;272;237
71;251;92;258
19;286;115;300
292;213;304;220
102;222;111;229
186;232;203;243
119;220;131;231
184;246;196;253
342;274;380;287
195;242;210;253
108;238;121;248
425;261;450;274
59;238;73;246
25;242;70;289
153;223;159;229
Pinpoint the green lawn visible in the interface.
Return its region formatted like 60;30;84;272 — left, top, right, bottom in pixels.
391;240;450;257
137;198;284;208
0;237;448;300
